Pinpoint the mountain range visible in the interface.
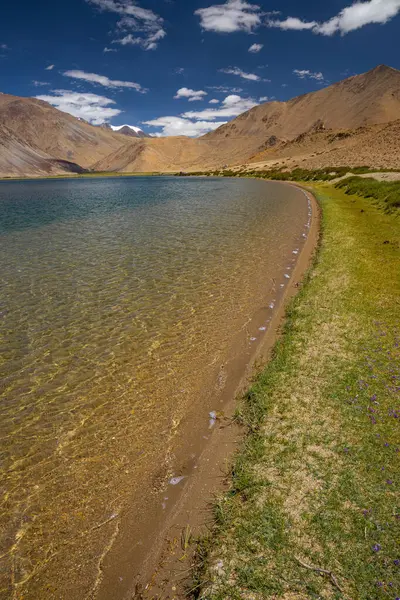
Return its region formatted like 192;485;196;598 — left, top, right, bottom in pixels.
0;65;399;178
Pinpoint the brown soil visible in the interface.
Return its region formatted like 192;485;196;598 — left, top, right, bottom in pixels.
92;183;320;600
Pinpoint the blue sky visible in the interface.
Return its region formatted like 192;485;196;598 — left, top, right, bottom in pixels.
0;0;399;136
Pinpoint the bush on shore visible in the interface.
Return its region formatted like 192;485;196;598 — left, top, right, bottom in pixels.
335;176;400;212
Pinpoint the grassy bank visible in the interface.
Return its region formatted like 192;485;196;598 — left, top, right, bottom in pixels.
195;184;400;599
336;177;400;212
181;166;399;183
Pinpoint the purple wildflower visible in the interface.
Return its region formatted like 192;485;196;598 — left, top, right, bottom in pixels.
373;544;381;552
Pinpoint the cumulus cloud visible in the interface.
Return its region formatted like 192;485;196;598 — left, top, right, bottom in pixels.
293;69;325;82
174;87;208;101
35;90;122;124
209;98;220;104
182;94;259;121
45;64;55;70
219;66;261;81
63;69;146;92
143;116;226;137
259;96;269;102
143;93;258;137
268;0;400;36
195;0;262;33
248;43;263;53
87;0;166;50
103;47;117;52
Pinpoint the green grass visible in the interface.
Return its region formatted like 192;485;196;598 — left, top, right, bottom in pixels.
194;185;400;600
181;166;400;182
336;177;400;212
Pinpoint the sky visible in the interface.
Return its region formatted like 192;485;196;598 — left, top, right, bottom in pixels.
0;0;399;137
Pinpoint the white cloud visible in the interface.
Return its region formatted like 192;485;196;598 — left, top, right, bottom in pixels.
195;0;262;33
209;98;220;104
87;0;166;50
103;47;117;52
175;67;185;74
207;85;244;93
45;64;55;70
143;93;259;137
1;44;8;50
293;69;325;82
174;87;208;101
143;116;226;137
259;96;269;102
35;90;122;125
268;17;317;31
268;0;400;36
63;70;146;92
219;66;261;81
115;28;166;50
248;43;263;53
32;81;50;87
182;94;259;121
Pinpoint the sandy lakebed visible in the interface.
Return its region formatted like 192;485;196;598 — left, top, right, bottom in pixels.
95;183;320;600
0;177;318;600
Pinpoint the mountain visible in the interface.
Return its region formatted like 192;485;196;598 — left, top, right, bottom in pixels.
1;65;399;177
0;93;126;176
95;65;400;173
0;122;87;178
110;125;151;138
204;65;400;143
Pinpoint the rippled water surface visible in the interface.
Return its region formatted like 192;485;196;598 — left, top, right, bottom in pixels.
0;176;309;598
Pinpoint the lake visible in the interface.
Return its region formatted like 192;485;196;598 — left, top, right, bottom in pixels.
0;176;310;599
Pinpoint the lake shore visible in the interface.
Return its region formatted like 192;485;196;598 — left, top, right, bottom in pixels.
94;182;320;600
193;182;400;600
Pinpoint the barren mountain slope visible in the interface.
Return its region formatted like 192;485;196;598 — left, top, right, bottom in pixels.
205;65;400;144
1;64;399;177
247;120;400;171
92;135;263;172
0;94;127;169
0;123;87;178
95;65;400;173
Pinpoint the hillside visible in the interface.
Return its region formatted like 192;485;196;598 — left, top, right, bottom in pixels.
246;120;400;171
0;122;89;178
205;65;400;144
0;93;127;175
0;65;399;177
94;65;400;173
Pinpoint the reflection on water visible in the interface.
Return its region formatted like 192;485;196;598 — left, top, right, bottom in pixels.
0;176;308;598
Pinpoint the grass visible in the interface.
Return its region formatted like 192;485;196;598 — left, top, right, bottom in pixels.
194;184;400;600
181;166;400;182
336;177;400;212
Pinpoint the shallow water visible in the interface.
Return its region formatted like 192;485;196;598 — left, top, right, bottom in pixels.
0;176;308;598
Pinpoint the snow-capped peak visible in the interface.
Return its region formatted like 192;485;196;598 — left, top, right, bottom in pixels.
111;124;143;134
